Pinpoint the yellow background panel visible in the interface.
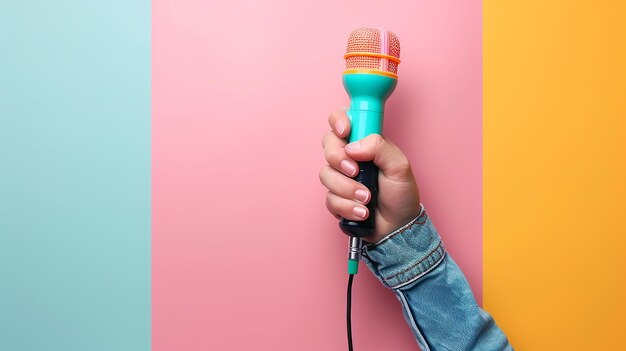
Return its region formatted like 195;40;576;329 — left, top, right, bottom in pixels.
484;1;626;349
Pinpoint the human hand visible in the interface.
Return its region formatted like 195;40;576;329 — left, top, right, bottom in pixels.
320;109;421;243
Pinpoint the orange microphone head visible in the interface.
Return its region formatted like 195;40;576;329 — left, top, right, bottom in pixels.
344;27;401;79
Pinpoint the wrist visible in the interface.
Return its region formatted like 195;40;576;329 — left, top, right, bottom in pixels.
362;205;446;290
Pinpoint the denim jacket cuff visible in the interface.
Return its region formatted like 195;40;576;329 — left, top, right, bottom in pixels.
362;204;446;290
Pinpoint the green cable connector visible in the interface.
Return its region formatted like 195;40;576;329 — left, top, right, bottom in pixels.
348;259;359;274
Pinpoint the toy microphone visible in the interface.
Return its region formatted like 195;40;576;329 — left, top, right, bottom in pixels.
340;28;400;274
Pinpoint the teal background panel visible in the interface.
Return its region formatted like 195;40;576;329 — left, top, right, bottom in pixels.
0;1;151;350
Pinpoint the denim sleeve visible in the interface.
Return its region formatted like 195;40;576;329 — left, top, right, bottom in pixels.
361;205;513;351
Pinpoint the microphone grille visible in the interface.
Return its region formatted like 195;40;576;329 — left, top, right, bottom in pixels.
346;28;400;74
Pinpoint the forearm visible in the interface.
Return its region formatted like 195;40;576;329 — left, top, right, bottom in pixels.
362;206;513;351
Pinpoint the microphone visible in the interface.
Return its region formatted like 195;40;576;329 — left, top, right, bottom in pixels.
340;28;401;274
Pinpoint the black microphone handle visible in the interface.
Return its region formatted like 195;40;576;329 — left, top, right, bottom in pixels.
339;161;378;238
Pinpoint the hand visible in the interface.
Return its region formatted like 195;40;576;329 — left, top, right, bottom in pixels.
320;109;421;243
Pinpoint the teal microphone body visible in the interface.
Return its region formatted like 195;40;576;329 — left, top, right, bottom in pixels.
340;73;397;237
341;28;401;274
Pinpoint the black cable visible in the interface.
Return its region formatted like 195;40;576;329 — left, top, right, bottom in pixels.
347;273;355;351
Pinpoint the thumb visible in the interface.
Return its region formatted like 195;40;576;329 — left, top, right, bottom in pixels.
344;134;413;181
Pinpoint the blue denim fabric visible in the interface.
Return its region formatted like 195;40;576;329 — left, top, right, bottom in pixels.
362;205;513;351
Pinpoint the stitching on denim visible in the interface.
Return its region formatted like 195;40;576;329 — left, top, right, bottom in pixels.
391;250;446;290
383;240;444;281
367;209;429;248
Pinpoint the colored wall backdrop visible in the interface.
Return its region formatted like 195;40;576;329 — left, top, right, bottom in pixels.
152;0;481;350
1;1;151;350
484;0;626;349
2;0;625;350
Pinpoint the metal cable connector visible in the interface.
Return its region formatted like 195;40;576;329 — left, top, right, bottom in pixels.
348;236;363;261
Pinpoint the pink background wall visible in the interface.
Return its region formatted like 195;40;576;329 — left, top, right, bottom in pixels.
153;0;482;349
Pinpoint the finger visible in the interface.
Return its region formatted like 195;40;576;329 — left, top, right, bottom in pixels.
344;134;413;180
322;131;358;177
325;192;369;221
319;165;371;204
328;108;351;139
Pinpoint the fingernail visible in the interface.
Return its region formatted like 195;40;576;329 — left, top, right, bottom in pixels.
340;160;357;176
354;189;369;203
335;120;345;135
353;206;367;219
345;141;361;152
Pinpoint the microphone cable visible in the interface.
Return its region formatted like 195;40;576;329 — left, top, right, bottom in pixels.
347;273;355;351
